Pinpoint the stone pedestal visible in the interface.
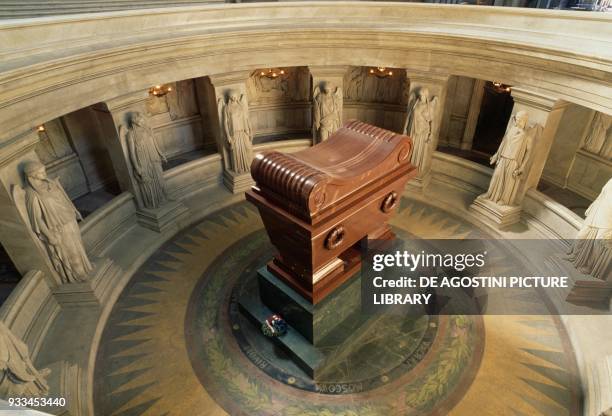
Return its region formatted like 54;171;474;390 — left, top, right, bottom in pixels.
470;195;522;228
45;361;83;416
222;170;254;194
566;279;612;310
239;266;362;378
136;200;187;233
406;173;431;192
52;257;121;307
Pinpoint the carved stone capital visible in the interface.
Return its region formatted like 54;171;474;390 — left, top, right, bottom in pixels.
103;90;149;113
209;70;252;88
512;87;557;110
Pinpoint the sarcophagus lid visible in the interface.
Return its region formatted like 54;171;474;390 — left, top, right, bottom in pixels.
250;120;414;225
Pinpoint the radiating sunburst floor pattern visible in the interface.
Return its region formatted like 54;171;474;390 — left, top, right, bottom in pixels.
93;198;581;416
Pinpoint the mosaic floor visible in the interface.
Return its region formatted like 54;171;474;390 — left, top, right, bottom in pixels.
93;198;581;416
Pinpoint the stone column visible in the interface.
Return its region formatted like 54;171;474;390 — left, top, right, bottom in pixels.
461;79;486;150
470;87;567;228
208;71;255;194
404;69;450;191
0;130;61;287
101;90;187;232
308;65;347;143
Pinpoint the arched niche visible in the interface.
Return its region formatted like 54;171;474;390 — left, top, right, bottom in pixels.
34;107;120;217
343;66;408;132
145;77;219;169
245;66;312;143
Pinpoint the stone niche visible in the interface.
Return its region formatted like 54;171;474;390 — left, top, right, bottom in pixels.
438;76;478;149
342;66;408;133
146;78;217;165
246;66;312;142
35;109;118;210
542;106;612;201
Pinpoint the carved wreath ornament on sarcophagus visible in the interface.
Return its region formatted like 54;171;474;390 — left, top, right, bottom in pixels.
246;120;416;303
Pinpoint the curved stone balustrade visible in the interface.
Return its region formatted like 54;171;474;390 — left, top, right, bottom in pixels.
0;3;610;147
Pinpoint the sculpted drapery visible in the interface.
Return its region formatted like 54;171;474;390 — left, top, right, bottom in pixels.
23;161;92;283
312;83;342;143
120;112;169;209
219;91;253;174
484;111;539;206
566;178;612;280
404;88;438;174
0;322;50;398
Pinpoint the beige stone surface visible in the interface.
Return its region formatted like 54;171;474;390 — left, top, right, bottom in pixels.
0;3;610;146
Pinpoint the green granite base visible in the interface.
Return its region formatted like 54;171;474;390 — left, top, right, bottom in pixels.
257;266;361;346
238;266;363;378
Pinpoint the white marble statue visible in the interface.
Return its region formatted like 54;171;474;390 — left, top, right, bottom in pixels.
19;161;92;283
218;91;253;174
403;88;438;175
312;83;342;143
120;112;169;209
483;110;540;206
583;112;612;160
566;178;612;281
0;322;50;398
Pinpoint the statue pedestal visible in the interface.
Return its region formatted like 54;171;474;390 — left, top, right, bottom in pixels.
406;175;431;193
223;170;254;194
136;200;187;233
52;257;121;307
566;279;612;310
469;195;522;228
45;360;83;416
239;266;362;378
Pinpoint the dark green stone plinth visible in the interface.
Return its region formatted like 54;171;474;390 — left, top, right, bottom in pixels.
257;267;361;345
239;266;363;377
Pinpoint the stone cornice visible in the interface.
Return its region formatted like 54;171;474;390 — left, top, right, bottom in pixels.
209;70;252;88
511;87;560;112
0;3;610;143
0;130;39;167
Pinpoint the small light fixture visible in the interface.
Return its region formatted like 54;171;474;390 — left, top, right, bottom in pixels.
492;81;511;93
369;67;393;78
149;84;173;97
259;68;287;79
36;125;45;132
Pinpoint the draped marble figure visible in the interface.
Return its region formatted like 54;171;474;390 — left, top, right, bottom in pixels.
484;111;539;206
312;83;342;143
403;88;438;174
0;322;50;398
566;178;612;281
23;161;92;283
120;112;168;209
218;91;253;174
